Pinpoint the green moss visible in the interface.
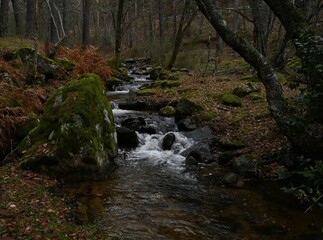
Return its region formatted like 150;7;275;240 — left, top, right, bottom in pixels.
240;74;259;82
137;88;156;96
14;113;39;141
219;93;242;107
216;76;231;82
175;97;202;120
249;93;264;101
159;106;176;117
112;67;128;80
54;57;75;71
19;73;117;175
151;80;181;89
106;77;123;90
196;111;217;122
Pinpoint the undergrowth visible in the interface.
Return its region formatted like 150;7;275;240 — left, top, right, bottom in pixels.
57;46;112;84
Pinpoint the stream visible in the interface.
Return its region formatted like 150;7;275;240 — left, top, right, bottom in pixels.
60;65;322;240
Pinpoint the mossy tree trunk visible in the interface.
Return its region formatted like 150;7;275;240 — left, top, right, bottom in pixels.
264;0;323;122
195;0;323;159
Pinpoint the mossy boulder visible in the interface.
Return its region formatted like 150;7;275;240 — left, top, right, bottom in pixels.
159;106;176;117
112;67;129;81
16;47;65;80
149;66;163;80
219;93;242;107
54;57;75;71
232;82;260;98
19;74;118;177
106;77;124;91
175;98;202;121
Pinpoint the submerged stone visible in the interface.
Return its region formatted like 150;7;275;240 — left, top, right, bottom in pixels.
19;73;118;177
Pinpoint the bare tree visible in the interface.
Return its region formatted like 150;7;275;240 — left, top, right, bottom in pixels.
11;0;22;35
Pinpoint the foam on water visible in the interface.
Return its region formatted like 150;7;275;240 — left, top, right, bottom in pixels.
126;132;194;171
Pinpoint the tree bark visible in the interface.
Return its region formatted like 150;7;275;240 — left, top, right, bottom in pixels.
115;0;125;63
0;0;9;37
264;0;323;122
167;0;196;69
82;0;91;48
26;0;37;38
11;0;22;35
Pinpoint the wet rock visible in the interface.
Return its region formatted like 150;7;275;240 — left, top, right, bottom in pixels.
182;126;214;142
121;117;146;132
162;132;176;150
222;172;243;187
232;154;257;175
117;127;139;148
106;77;124;91
118;101;149;111
218;151;234;166
177;117;197;131
183;142;213;167
140;124;157;134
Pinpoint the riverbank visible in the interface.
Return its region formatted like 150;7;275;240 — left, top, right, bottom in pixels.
0;49;321;238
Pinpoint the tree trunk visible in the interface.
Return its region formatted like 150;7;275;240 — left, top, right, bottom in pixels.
248;0;272;56
264;0;323;123
115;0;125;63
0;0;9;37
82;0;91;48
26;0;37;38
11;0;22;35
195;0;323;158
167;0;196;69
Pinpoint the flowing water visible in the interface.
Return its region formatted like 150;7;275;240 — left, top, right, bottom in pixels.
60;68;323;239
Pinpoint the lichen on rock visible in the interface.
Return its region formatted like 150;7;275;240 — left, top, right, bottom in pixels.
19;73;118;178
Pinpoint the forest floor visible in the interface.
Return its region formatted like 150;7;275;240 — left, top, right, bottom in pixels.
0;44;298;238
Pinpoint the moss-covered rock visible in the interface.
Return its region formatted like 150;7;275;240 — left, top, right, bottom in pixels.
19;73;118;177
175;98;202;121
151;80;181;89
16;47;65;80
219;93;242;107
112;67;129;81
14;113;39;141
106;77;124;91
136;88;156;96
54;57;75;71
159;106;176;117
232;82;260;98
219;139;245;150
149;67;163;80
